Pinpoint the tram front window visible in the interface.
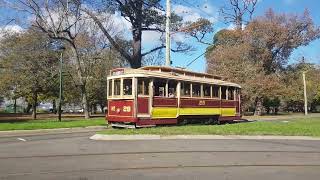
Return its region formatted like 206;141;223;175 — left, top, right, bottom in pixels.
114;79;121;96
108;80;112;97
123;78;132;95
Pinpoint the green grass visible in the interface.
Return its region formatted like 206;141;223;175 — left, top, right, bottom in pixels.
0;118;107;131
99;117;320;137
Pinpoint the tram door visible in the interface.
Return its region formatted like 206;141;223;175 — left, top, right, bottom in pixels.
137;78;151;118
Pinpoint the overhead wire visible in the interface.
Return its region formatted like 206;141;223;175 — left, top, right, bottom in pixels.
170;0;215;68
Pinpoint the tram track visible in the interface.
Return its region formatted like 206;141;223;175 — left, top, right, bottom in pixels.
1;150;320;159
3;164;320;178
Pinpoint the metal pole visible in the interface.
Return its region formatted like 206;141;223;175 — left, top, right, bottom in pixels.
165;0;171;66
303;71;308;115
58;51;63;121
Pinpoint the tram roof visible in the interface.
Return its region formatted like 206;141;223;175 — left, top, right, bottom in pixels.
109;66;241;88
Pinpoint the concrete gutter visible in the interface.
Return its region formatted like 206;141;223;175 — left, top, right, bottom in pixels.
90;134;320;141
0;126;107;137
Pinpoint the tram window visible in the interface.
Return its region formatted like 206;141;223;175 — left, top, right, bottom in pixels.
138;78;149;95
192;83;201;97
168;80;177;98
181;82;191;97
154;78;166;97
228;87;234;100
123;79;132;95
213;85;219;98
114;79;121;96
221;86;227;100
203;84;211;97
108;80;112;96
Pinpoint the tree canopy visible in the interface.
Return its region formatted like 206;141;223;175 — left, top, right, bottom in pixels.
206;8;320;114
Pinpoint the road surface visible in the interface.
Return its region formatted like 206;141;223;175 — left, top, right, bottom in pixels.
0;132;320;180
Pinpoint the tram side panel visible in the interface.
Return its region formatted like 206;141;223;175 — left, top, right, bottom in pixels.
107;99;137;123
179;98;221;116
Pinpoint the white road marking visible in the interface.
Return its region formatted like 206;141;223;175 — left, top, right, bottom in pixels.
17;138;26;142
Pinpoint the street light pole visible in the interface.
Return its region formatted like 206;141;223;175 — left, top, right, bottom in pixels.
165;0;171;66
303;71;308;115
58;51;64;121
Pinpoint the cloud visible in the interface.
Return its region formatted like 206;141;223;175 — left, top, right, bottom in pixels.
1;25;23;33
142;30;163;44
111;12;132;34
0;25;24;39
173;4;218;23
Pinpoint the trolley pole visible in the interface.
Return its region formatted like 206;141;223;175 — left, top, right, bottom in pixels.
165;0;171;66
58;51;64;121
303;71;308;115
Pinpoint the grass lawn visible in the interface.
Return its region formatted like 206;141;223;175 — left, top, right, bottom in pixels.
0;118;107;131
99;117;320;137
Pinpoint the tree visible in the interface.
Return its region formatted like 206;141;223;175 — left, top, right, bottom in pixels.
220;0;258;30
206;9;320;115
206;36;285;115
245;9;320;73
282;60;320;112
5;0;118;118
0;29;59;119
79;0;213;68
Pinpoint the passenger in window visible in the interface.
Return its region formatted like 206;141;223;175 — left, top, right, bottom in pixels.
185;89;189;96
168;88;175;98
192;84;201;97
159;87;165;97
124;85;132;95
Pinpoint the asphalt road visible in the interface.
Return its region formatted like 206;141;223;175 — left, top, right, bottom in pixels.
1;132;320;180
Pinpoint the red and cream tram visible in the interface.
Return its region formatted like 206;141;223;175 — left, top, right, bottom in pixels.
107;66;241;128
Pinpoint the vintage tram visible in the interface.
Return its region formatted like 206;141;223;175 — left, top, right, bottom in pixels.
107;66;241;128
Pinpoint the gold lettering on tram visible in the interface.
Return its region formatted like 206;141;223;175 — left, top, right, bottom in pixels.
199;100;206;106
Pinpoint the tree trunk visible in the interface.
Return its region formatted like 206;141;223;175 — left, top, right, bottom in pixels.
131;1;143;69
131;28;142;68
100;104;105;114
25;103;32;113
254;97;263;116
81;85;90;119
70;45;90;119
13;98;17;114
266;107;270;114
32;91;38;120
52;99;56;114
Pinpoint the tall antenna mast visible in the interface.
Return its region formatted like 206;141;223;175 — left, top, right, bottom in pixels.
165;0;171;66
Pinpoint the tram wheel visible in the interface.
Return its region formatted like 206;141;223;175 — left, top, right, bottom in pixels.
178;118;188;125
208;117;220;125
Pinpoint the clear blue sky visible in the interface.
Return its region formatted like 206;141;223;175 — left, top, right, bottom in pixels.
0;0;319;73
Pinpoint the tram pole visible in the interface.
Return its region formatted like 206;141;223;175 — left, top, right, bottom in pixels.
58;51;63;121
303;71;308;115
165;0;171;66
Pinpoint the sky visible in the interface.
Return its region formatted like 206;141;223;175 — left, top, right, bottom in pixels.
167;0;320;72
0;0;319;73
